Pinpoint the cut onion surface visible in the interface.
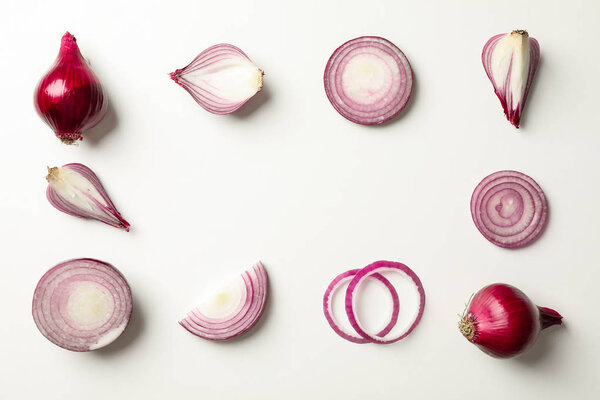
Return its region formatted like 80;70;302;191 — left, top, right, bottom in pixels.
170;44;263;115
180;262;268;341
471;170;548;248
32;258;132;352
345;261;425;344
323;36;413;125
323;269;400;344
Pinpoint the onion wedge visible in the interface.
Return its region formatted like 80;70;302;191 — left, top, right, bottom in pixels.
179;262;268;341
170;44;263;115
46;163;130;231
32;258;133;351
323;269;400;343
482;30;540;128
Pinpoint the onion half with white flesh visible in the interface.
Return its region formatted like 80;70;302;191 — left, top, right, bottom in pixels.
170;44;263;115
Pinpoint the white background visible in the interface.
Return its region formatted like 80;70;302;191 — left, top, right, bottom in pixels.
1;0;599;398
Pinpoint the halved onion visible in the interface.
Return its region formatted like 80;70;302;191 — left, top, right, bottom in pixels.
323;269;400;343
345;261;425;344
179;262;268;341
170;44;263;115
323;36;413;125
471;170;548;248
32;258;133;352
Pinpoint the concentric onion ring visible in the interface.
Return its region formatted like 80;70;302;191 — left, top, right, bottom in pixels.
345;261;425;344
323;269;400;344
32;258;133;351
323;36;413;125
471;170;548;248
179;262;268;341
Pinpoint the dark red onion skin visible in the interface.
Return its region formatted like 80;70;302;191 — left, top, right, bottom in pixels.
459;283;562;358
34;32;107;144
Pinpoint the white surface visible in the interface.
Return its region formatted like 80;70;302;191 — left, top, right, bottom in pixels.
1;0;599;398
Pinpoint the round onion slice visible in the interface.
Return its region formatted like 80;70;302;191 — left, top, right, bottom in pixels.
345;261;425;344
32;258;133;352
471;170;548;248
323;269;400;343
170;44;263;115
323;36;413;125
179;262;268;341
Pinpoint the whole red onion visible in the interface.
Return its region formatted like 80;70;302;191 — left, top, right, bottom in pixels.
459;283;562;358
34;32;107;144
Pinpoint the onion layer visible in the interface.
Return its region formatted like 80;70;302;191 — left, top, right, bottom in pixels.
471;170;548;248
32;258;132;352
170;44;263;115
324;36;413;125
180;262;268;341
323;261;425;344
323;269;400;344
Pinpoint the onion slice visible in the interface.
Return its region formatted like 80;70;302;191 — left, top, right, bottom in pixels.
482;30;540;128
345;261;425;344
323;36;413;125
170;44;263;115
323;269;400;343
32;258;133;351
179;262;268;341
471;170;548;248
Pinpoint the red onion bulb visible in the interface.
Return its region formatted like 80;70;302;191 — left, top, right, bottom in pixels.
459;283;562;358
34;32;107;144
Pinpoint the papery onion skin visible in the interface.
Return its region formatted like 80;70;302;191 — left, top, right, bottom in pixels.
482;30;539;128
324;36;413;125
179;262;268;341
471;170;547;248
170;44;263;115
345;260;425;344
323;269;400;344
32;258;133;352
34;32;107;144
459;283;562;359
